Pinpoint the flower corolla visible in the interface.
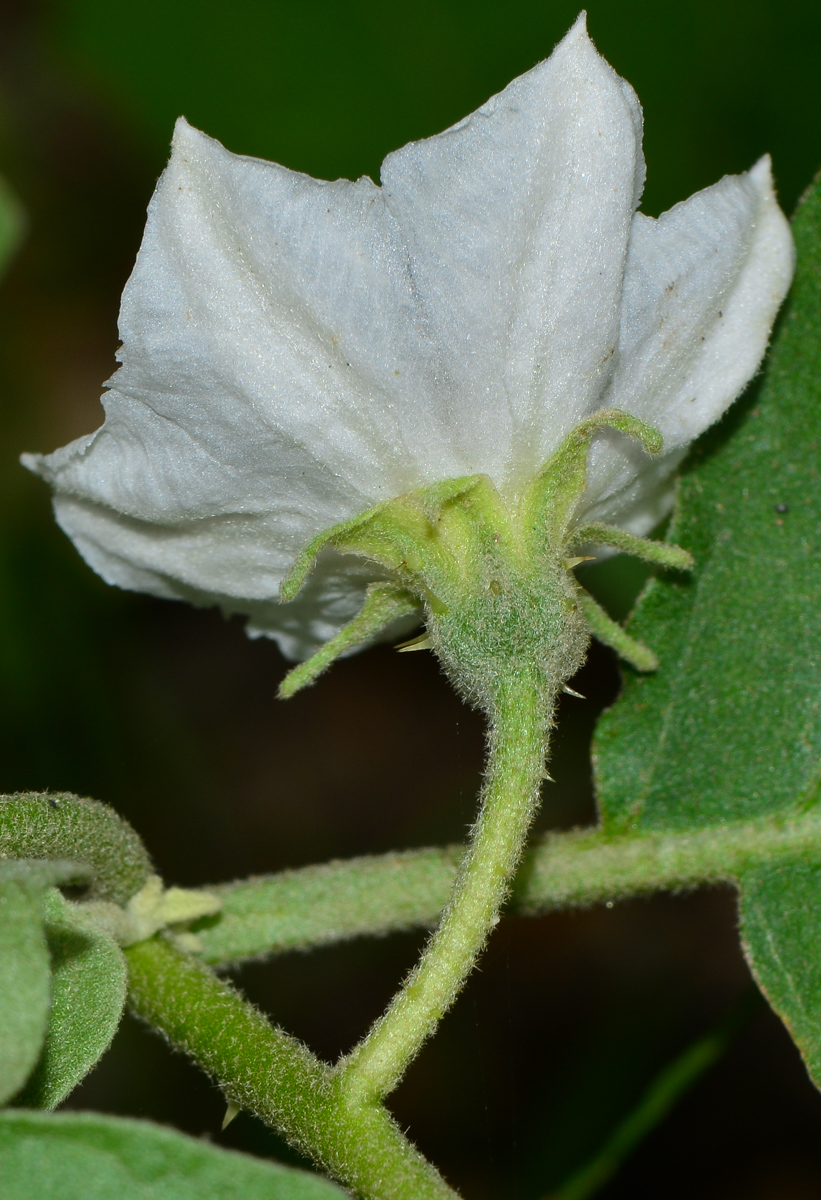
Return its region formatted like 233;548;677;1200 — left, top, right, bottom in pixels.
24;15;794;660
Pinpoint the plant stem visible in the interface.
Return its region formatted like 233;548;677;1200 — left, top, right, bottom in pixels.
126;936;458;1200
196;809;821;966
337;670;549;1104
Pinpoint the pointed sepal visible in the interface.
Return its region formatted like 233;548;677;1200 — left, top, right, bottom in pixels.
279;584;419;698
570;522;693;570
522;409;663;553
577;588;659;672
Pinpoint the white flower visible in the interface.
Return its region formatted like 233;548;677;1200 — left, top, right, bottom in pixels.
23;14;793;661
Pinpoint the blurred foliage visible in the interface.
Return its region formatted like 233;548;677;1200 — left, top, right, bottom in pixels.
48;0;821;215
0;175;23;278
0;1;820;1197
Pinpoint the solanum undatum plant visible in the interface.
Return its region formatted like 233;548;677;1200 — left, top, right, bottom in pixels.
3;12;821;1200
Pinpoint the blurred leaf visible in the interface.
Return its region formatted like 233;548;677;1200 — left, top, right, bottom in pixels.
546;991;757;1200
16;888;127;1110
0;860;86;1105
594;176;821;835
0;1109;349;1198
0;175;24;279
52;0;821;214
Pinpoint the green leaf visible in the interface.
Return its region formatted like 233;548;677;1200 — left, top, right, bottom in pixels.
0;861;87;1105
735;183;821;1090
0;1109;349;1198
739;860;821;1086
16;889;127;1109
593;172;821;1087
594;176;821;835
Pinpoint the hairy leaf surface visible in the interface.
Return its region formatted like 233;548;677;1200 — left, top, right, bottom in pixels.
0;861;86;1105
594;173;821;1086
16;889;127;1109
739;861;821;1084
594;175;821;834
0;1110;348;1198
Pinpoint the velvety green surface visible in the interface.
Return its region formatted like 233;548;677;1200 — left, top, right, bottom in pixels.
594;175;821;835
739;861;821;1086
0;860;85;1105
595;174;821;1085
0;1110;348;1198
16;888;127;1110
0;794;153;905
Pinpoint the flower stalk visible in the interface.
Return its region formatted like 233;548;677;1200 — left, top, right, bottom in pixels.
337;667;550;1103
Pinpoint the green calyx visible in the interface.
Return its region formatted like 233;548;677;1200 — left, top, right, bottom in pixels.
279;409;692;707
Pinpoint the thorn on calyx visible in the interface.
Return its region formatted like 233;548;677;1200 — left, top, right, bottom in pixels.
395;632;432;653
222;1101;241;1131
563;685;586;699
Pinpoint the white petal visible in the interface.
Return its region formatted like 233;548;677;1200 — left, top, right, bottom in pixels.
57;118;468;508
381;12;645;489
24;17;651;653
24;118;469;622
46;491;416;660
578;445;686;537
581;155;794;529
22;17;793;659
44;492;296;604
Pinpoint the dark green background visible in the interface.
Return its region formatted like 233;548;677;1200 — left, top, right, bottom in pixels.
1;2;820;1196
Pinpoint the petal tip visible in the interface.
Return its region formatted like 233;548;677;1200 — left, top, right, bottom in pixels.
19;451;42;477
169;117;224;169
171;115;191;142
526;12;592;83
555;10;597;60
748;154;774;187
746;156;795;280
171;115;205;152
569;10;589;37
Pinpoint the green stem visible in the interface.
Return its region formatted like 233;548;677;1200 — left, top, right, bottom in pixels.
126;936;458;1200
195;811;821;966
197;846;463;964
337;671;549;1104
